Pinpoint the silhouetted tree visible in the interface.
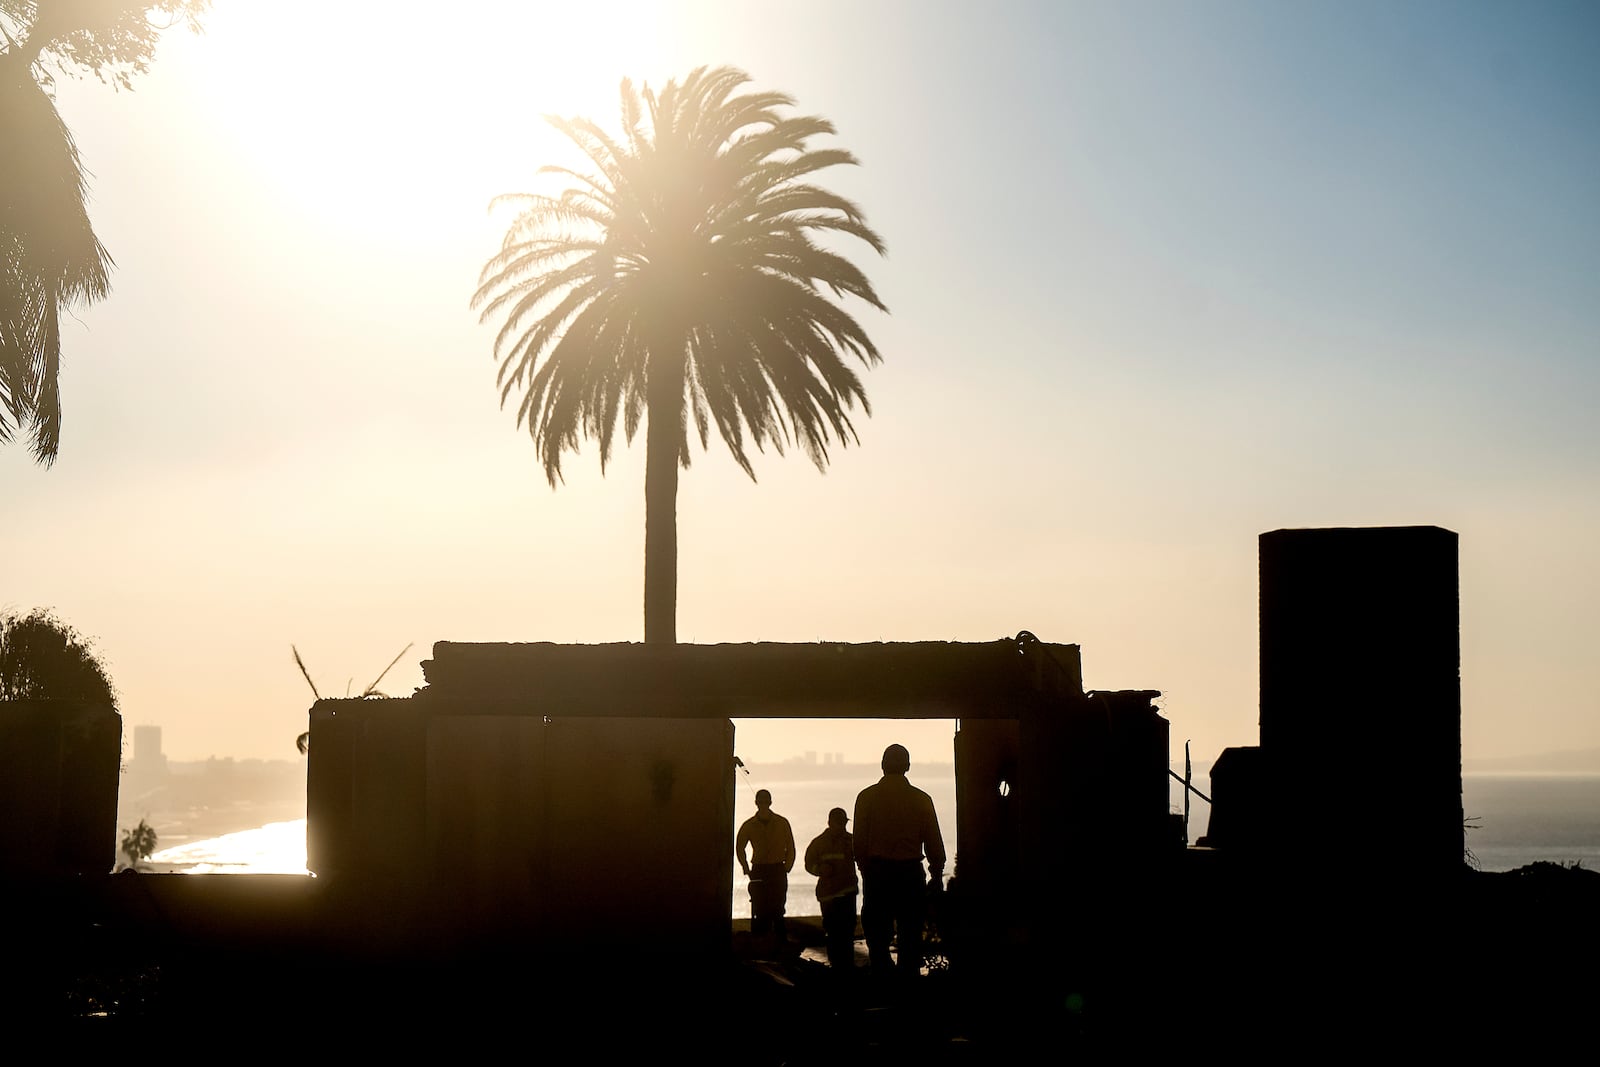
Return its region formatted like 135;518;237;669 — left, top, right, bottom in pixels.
1;1;208;464
120;816;156;868
473;66;887;643
0;606;116;706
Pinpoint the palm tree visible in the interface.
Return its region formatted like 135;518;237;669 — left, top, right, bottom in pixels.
473;65;888;644
2;1;209;464
120;817;157;869
0;56;113;464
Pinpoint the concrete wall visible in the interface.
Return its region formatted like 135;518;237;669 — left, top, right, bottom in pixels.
417;638;1086;719
305;695;732;957
953;718;1023;961
954;686;1174;963
424;713;734;953
1259;526;1463;880
1198;745;1268;852
0;700;121;877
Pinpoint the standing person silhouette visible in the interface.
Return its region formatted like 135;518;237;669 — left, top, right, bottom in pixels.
736;788;796;954
804;806;860;972
854;744;946;981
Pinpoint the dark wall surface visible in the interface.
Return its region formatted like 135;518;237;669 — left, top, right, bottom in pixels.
0;699;121;877
1259;526;1462;879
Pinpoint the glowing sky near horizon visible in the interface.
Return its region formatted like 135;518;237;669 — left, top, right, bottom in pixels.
4;1;1598;767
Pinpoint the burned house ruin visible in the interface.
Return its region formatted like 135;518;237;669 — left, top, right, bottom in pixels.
303;636;1174;961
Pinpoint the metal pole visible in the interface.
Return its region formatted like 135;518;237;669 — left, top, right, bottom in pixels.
1184;741;1192;845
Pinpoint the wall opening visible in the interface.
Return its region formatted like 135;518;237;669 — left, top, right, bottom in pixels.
730;717;959;920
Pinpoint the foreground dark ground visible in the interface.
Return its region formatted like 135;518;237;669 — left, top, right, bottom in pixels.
8;859;1598;1057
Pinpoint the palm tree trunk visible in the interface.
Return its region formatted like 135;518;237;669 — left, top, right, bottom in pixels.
643;346;684;644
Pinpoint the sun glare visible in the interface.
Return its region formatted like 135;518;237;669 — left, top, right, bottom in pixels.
182;2;681;235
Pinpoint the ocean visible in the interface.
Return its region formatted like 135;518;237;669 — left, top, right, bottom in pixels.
145;772;1600;917
1458;773;1600;873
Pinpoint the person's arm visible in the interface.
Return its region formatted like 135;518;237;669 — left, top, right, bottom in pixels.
735;822;751;877
852;794;869;868
782;819;796;873
922;796;947;879
804;835;821;877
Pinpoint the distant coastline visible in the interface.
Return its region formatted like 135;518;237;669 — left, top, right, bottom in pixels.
119;757;308;855
118;749;1599;859
146;799;307;851
1462;747;1600;775
737;760;953;782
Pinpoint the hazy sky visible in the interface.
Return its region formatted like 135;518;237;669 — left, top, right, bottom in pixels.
5;1;1597;766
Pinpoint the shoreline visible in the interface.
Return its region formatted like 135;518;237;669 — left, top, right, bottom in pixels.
126;800;306;859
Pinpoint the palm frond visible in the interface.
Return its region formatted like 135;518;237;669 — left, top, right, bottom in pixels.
291;645;320;701
360;641;412;698
1;69;114;463
474;65;887;491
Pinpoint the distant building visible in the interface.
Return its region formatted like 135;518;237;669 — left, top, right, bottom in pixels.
131;725;166;773
125;724;169;800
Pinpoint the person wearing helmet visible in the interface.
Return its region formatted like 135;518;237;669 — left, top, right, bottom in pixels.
804;806;860;972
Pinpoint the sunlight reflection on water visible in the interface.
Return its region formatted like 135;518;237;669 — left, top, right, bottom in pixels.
135;778;1600;880
148;818;310;875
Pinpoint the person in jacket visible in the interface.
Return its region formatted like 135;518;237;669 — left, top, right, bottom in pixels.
804;806;860;971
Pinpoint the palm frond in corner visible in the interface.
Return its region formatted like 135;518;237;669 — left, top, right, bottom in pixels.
361;642;413;698
292;645;321;701
292;644;319;757
291;642;414;754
